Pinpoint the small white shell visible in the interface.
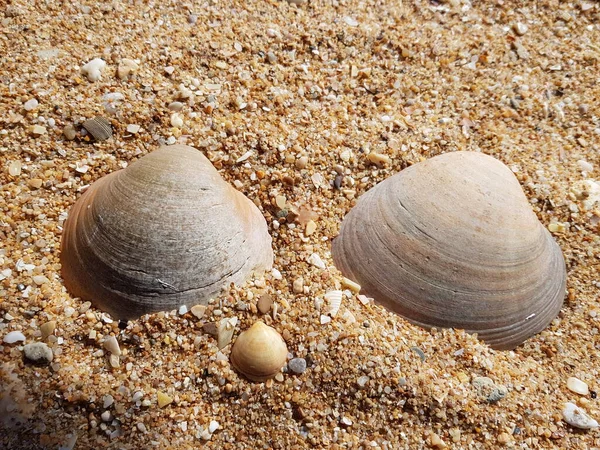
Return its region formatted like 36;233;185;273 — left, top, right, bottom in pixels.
563;402;599;429
324;290;343;317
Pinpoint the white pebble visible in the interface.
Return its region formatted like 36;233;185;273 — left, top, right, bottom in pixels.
208;420;219;433
577;160;593;173
563;402;599;429
132;391;144;402
567;377;589;395
170;113;184;128
24;99;39;111
178;304;188;315
320;314;331;325
23;342;53;364
272;268;282;280
357;375;370;387
103;335;121;356
101;410;112;422
103;394;114;408
81;58;106;82
3;331;26;344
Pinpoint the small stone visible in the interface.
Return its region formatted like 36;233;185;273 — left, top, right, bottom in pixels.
567;377;589;395
430;432;447;448
28;178;43;189
23;99;39;111
81;58;106;82
215;61;228;69
563;402;599;429
288;358;307;374
275;195;286;209
40;321;56;340
320;314;331;325
178;304;188;315
168;101;184;112
367;152;390;166
307;253;326;269
305;220;317;236
340;417;352;426
170;112;184;128
357;375;369;387
257;293;273;314
292;277;304;294
296;156;309;169
3;331;26;344
8;161;22;176
117;59;139;80
513;22;528;36
190;304;206;319
126;124;141;134
109;354;120;368
208;420;219;433
103;336;121;356
101;410;112;422
32;275;50;285
157;391;173;408
31;125;47;136
63;124;77;140
23;342;53;364
217;317;238;349
103;395;114;408
577;160;594;173
472;376;507;403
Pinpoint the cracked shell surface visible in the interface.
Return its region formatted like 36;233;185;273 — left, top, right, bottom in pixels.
60;145;273;319
332;151;566;350
230;321;288;382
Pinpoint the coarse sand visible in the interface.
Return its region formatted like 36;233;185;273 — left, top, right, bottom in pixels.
1;0;600;448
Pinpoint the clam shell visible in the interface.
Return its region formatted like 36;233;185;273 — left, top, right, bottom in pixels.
83;116;112;141
60;145;273;319
332;151;566;350
230;321;288;382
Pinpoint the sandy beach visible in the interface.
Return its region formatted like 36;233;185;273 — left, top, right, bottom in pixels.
1;0;600;448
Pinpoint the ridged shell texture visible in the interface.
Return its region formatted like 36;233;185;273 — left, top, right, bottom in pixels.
332;151;566;350
60;145;273;319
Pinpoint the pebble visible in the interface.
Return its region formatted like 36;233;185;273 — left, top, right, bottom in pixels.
117;58;139;80
472;376;507;403
8;161;22;176
126;124;141;134
40;321;56;340
305;220;317;236
32;275;50;285
257;293;273;314
31;125;47;136
563;402;599;429
288;357;307;374
101;410;112;422
23;342;53;364
3;331;26;344
168;101;184;112
103;394;114;408
158;391;173;408
170;113;184;128
567;377;589;395
81;58;106;82
293;277;304;294
103;336;121;356
63;124;77;140
208;420;219;433
357;375;370;387
513;22;528;36
577;160;594;173
190;304;206;319
24;98;38;111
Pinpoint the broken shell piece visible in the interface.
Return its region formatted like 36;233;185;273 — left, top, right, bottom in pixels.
563;402;599;429
332;151;566;350
81;58;106;82
324;290;343;317
60;145;273;319
83;116;112;141
230;321;288;382
103;336;121;355
217;317;238;349
566;377;589;395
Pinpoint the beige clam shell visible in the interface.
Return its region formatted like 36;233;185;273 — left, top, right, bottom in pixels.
332;151;566;350
60;145;273;319
230;321;288;381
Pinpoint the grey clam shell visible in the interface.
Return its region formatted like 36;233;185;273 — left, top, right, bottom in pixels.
60;145;273;319
332;151;566;350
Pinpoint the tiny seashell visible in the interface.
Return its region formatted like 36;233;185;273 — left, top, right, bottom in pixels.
566;377;589;395
230;321;288;382
83;116;113;141
324;290;343;317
